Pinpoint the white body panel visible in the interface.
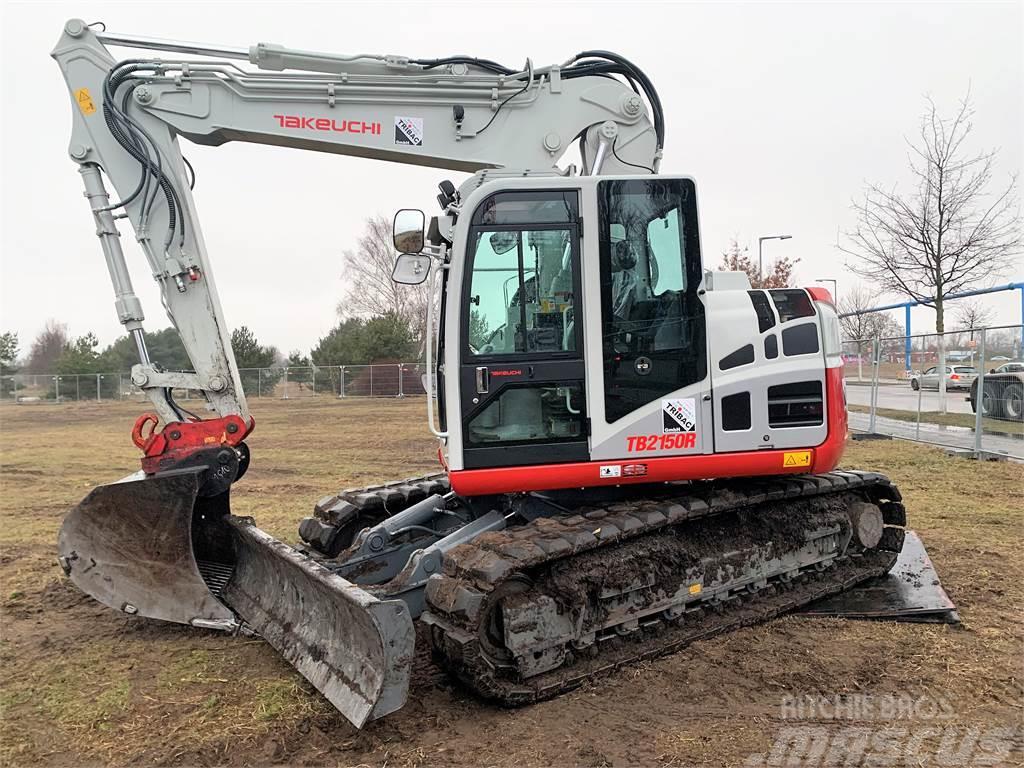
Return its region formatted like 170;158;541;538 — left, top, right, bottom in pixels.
706;290;827;453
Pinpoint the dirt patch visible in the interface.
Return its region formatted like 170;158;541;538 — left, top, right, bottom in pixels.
1;398;1021;766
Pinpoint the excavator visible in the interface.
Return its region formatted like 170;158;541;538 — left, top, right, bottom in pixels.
52;19;938;729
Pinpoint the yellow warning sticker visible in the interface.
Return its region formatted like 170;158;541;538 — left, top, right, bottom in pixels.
75;87;96;115
783;451;812;468
688;583;702;595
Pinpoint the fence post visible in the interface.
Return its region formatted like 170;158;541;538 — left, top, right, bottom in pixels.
973;329;986;456
257;369;262;398
915;362;924;440
370;365;374;397
397;364;403;398
312;366;317;395
96;374;102;402
340;366;346;398
868;336;880;434
283;368;289;399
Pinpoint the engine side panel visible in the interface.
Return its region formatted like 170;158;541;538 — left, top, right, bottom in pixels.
707;288;828;453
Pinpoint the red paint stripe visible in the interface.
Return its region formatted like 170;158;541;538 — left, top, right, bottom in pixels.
449;449;815;496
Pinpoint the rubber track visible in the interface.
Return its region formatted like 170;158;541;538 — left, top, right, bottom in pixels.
314;473;449;523
422;470;905;705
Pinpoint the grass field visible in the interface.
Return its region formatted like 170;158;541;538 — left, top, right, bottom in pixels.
1;398;1022;766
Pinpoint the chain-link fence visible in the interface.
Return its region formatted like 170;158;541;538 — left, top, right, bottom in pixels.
843;325;1024;459
0;363;429;403
5;325;1022;460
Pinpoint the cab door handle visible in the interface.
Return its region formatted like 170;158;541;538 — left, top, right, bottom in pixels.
475;366;489;394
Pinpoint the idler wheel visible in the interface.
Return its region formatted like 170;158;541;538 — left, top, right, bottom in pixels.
848;501;884;549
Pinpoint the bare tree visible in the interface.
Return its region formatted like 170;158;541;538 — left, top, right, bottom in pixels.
24;320;68;373
719;238;800;289
841;93;1020;408
954;299;994;339
837;285;905;380
338;215;431;348
837;285;903;343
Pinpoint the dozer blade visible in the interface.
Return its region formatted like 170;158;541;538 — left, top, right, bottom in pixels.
57;467;417;728
221;516;416;727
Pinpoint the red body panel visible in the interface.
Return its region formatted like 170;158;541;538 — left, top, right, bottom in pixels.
812;365;847;473
448;366;849;497
806;286;834;305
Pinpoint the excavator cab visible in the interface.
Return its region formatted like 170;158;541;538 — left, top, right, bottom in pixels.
388;175;843;494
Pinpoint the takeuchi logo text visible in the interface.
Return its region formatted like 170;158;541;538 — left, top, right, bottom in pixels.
273;114;382;135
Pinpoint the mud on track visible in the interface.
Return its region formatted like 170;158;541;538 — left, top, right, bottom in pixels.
1;398;1021;766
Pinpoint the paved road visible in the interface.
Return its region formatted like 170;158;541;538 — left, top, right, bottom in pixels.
845;381;974;415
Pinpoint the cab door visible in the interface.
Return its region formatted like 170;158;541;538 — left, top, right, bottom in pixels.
458;189;588;470
584;177;712;461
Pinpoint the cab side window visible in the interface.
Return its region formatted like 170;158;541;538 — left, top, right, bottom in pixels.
465;191;579;358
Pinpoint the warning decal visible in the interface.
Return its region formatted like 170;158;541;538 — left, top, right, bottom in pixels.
394;116;424;146
75;87;96;115
783;451;812;468
662;398;697;434
599;465;622;479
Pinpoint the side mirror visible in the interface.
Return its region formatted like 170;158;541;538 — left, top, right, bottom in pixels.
392;253;430;285
393;209;425;253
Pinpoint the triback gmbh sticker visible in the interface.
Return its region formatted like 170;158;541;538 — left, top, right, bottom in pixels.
662;397;697;433
394;116;424;146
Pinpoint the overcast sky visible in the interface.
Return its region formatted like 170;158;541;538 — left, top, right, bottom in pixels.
1;0;1021;358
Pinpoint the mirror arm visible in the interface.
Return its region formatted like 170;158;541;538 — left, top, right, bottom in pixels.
424;264;448;440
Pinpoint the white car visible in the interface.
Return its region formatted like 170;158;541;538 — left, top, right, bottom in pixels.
910;365;977;391
990;361;1024;374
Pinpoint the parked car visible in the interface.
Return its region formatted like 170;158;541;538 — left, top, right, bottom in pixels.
969;367;1024;421
910;365;977;391
990;361;1024;374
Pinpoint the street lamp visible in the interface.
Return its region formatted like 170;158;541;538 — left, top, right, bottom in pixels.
816;278;838;304
758;234;792;284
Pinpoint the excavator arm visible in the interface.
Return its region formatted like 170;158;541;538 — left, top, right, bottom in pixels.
52;19;660;426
